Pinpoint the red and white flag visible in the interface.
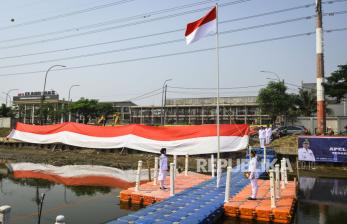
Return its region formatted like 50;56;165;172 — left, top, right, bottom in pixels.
185;6;217;45
8;122;249;155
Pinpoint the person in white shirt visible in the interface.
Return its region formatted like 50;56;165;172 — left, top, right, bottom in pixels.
258;126;266;148
158;148;168;190
248;150;259;200
298;139;315;162
265;125;272;145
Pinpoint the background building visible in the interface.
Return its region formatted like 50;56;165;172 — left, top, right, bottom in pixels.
12;93;271;126
130;96;270;125
12;91;67;124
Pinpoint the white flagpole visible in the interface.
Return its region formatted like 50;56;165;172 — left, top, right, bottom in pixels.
216;3;221;188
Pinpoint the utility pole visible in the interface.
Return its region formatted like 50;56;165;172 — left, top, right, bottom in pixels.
163;84;168;125
316;0;326;134
161;79;172;125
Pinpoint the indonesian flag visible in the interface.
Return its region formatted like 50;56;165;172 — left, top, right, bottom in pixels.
185;6;217;45
8;122;249;155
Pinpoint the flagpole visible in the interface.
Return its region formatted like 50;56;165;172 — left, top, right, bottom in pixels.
215;3;221;188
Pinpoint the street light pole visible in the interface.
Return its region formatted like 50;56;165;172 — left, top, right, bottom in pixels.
39;65;66;125
3;89;19;107
260;70;281;82
161;79;172;126
68;84;80;122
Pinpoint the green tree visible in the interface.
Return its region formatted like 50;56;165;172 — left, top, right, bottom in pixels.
70;98;99;124
257;81;290;124
324;64;347;103
0;104;12;117
294;89;316;116
96;102;114;117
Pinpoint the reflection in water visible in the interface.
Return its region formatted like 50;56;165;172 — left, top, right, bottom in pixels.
0;171;132;224
67;185;111;196
297;176;347;224
299;176;347;204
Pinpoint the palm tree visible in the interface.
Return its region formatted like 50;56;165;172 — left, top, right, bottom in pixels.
295;89;316;117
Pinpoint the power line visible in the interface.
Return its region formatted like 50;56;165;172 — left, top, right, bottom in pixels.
168;84;268;90
0;15;313;69
127;84;265;102
0;28;345;78
128;87;163;101
1;11;346;69
0;0;221;44
130;91;163;102
2;0;344;45
0;6;330;61
0;4;321;60
0;0;136;31
0;1;252;49
0;0;306;50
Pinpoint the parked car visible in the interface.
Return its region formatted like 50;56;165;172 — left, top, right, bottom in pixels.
272;125;307;138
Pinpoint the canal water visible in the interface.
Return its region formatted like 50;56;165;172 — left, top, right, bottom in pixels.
224;176;347;224
0;174;133;224
295;176;347;224
1;169;347;224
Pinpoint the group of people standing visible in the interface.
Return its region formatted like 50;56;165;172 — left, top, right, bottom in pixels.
159;147;260;202
258;125;272;148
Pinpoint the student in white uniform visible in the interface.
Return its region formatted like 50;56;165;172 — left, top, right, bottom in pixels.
258;126;266;148
248;150;259;200
158;148;168;190
265;125;272;145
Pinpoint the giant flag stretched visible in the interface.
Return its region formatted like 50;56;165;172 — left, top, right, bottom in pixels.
8;122;249;155
185;6;217;45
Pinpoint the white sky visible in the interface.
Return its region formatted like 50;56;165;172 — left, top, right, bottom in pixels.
0;0;346;105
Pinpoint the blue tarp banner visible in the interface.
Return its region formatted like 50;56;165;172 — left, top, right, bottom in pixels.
298;136;347;163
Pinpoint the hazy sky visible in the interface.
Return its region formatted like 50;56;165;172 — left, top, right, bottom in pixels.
0;0;346;105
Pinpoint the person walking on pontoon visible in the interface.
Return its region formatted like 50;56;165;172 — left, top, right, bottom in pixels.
158;148;168;190
248;149;259;200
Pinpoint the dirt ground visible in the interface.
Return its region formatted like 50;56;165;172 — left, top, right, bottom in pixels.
0;145;222;172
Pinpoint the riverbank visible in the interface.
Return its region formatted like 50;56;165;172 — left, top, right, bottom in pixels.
0;145;221;172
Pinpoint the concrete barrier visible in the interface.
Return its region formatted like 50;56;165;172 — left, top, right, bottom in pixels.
0;205;11;224
55;215;66;224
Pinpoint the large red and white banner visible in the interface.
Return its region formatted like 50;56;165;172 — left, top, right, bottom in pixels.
8;122;249;155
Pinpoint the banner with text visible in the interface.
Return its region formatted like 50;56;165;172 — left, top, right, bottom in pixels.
298;136;347;163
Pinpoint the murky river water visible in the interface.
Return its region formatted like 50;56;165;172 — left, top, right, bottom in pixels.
0;175;132;224
294;176;347;224
1;171;347;224
224;176;347;224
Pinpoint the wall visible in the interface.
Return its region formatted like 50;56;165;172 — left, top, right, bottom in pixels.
294;117;347;134
0;118;11;128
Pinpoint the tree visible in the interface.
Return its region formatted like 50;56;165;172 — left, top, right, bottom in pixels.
0;104;12;117
96;102;114;117
294;89;316;116
324;64;347;103
70;98;99;124
69;98;114;124
257;81;290;124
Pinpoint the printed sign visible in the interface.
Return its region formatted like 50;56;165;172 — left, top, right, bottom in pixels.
298;136;347;163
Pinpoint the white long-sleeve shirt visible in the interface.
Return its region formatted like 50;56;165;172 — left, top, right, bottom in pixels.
298;148;315;162
259;129;266;139
248;156;259;179
265;128;272;138
159;154;168;171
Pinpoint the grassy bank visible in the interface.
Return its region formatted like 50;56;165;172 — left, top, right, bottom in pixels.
0;128;10;137
0;146;214;171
